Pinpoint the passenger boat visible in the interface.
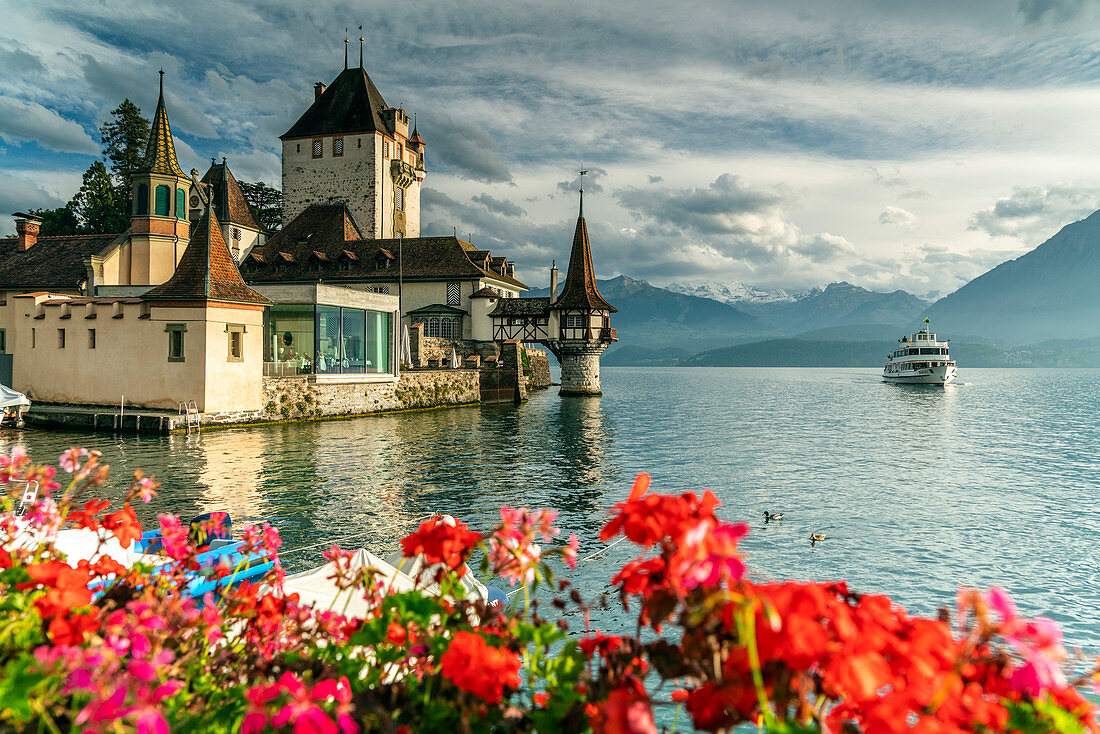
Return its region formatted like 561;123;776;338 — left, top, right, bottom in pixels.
883;321;957;385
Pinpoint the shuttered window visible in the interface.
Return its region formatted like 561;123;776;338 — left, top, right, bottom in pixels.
175;188;186;219
333;137;343;156
446;282;460;306
394;187;404;211
154;185;170;216
312;139;323;158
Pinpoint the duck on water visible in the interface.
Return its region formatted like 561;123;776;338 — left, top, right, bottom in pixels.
883;320;957;386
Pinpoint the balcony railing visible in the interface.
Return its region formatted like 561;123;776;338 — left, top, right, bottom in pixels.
600;327;617;342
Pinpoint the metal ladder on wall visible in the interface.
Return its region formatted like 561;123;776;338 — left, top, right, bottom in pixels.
178;400;200;434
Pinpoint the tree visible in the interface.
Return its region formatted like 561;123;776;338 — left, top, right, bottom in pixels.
99;99;150;216
70;161;128;235
238;180;283;232
27;206;80;237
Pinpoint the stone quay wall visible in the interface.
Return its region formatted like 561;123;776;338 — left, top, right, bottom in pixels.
407;323;498;368
261;370;479;422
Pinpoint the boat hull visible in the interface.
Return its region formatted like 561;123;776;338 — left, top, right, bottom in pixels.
883;364;957;385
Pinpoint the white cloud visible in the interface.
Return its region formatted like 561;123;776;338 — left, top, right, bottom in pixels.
968;183;1100;241
0;97;97;154
879;205;918;228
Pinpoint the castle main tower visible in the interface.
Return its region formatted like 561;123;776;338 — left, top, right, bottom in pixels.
280;58;425;238
548;191;617;395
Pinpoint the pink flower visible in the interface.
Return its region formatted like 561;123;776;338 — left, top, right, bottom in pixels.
563;533;580;569
158;514;190;560
670;520;748;590
59;447;90;474
138;477;158;503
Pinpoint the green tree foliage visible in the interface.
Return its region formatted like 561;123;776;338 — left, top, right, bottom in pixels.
237;180;283;232
70;161;128;235
26;206;79;237
99;99;150;195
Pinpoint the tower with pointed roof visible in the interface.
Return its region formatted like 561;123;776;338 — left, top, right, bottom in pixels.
198;158;268;261
125;71;192;285
280;53;425;239
548;189;617;395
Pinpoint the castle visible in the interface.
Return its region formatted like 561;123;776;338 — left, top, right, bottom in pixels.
0;54;616;426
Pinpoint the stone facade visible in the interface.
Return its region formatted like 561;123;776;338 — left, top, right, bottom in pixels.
261;369;478;421
282;133;382;234
525;348;552;389
559;343;607;396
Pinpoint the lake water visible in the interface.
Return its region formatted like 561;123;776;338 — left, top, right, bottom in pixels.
3;367;1099;655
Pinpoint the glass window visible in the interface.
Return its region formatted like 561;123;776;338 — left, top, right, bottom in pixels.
316;306;341;374
365;310;391;374
88;329;95;349
176;188;186;219
341;308;366;373
0;329;5;353
440;317;453;339
57;329;65;349
267;305;315;374
154;185;170;216
166;324;185;362
136;184;149;215
428;317;440;337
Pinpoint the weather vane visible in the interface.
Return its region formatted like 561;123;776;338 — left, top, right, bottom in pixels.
344;28;349;69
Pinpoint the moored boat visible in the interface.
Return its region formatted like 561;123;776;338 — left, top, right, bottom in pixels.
883;321;957;385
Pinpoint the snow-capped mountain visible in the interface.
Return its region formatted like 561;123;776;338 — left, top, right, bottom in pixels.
663;280;808;304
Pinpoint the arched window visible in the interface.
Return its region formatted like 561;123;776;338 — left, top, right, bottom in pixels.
176;189;186;219
154;185;170;216
136;184;149;215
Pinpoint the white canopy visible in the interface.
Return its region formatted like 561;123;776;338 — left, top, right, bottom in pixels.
0;384;29;410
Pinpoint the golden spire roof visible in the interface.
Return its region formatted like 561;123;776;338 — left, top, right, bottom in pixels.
138;70;185;177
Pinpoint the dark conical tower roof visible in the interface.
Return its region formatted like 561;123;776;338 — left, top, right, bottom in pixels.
144;208;268;304
281;67;390;139
200;160;261;230
552;194;616;312
138;72;185;176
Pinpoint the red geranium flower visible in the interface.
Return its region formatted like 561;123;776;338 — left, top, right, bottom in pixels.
588;677;657;734
102;503;142;549
439;631;521;704
400;517;482;574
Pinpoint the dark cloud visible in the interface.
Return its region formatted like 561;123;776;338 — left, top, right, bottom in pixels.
471;193;526;218
557;168;607;196
1018;0;1090;24
647;175;663;183
0;44;45;76
968;184;1100;240
417;111;512;184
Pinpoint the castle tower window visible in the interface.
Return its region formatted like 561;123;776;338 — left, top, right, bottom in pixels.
58;329;66;349
394;187;404;211
446;282;461;306
154;185;170;216
333;137;343;157
88;329;96;349
312;139;323;158
175;188;186;219
384;140;390;158
135;184;149;215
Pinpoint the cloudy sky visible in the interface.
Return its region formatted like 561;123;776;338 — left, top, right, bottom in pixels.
3;0;1100;297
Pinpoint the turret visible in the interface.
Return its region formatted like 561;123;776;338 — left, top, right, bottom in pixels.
124;71;192;285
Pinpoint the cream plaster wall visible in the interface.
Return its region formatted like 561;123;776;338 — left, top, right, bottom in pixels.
4;295;263;412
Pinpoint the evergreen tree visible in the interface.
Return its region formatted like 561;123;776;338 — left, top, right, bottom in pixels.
70;161;128;234
26;206;80;237
99;99;150;215
238;180;283;232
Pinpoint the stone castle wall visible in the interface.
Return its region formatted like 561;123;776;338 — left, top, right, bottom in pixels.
525;348;552;389
282;134;380;232
559;344;607;395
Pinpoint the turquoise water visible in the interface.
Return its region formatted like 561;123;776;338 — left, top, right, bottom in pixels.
3;367;1099;654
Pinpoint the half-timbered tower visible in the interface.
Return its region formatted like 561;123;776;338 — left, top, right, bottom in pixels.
490;192;617;395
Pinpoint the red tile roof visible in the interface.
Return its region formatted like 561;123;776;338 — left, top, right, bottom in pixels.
143;210;268;304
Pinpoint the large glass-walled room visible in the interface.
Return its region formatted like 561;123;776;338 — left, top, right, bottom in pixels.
265;305;393;376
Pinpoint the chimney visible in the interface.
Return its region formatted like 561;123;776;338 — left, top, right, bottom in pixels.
549;260;559;300
314;82;326;100
13;212;42;252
